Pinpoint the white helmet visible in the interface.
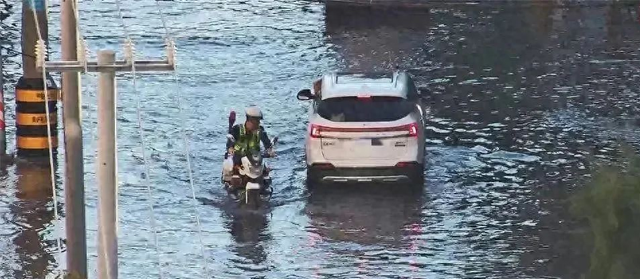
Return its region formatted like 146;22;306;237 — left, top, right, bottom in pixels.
245;105;263;120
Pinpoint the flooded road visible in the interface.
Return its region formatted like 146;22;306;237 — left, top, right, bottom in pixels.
1;0;640;278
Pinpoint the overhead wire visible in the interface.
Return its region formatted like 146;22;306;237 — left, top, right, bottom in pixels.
0;45;36;58
112;0;164;277
152;0;210;276
27;0;63;276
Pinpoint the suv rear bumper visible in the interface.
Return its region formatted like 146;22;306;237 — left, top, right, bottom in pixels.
308;164;423;184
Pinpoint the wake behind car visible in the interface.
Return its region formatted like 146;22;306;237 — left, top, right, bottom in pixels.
297;70;427;186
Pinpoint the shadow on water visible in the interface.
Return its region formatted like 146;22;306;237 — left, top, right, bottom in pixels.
324;4;434;73
324;4;432;34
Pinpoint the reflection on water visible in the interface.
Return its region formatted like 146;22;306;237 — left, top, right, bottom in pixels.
304;185;425;278
306;185;422;246
6;159;60;278
222;208;272;274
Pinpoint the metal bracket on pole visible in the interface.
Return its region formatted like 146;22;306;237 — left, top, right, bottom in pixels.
36;39;177;73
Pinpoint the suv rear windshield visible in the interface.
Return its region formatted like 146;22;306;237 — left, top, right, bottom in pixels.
317;96;414;122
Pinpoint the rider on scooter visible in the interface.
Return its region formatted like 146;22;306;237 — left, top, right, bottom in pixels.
226;105;276;175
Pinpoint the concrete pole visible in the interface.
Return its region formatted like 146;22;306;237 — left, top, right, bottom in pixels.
60;0;87;277
96;50;117;279
18;0;59;159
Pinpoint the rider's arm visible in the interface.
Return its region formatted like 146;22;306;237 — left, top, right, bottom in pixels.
259;126;272;150
226;125;240;149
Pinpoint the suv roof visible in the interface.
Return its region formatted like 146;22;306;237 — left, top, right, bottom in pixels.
317;71;416;100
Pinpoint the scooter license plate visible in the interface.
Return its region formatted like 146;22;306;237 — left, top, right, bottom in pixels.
246;182;261;190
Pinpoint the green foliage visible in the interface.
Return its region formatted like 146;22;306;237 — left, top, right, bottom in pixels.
571;146;640;279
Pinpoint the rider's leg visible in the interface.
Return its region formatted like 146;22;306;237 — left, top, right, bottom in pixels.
232;152;242;175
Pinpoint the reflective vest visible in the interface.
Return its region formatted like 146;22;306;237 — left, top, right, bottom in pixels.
234;125;260;156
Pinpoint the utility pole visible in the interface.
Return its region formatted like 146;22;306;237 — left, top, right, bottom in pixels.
96;50;117;279
18;0;60;158
60;0;87;277
36;39;176;279
21;0;48;80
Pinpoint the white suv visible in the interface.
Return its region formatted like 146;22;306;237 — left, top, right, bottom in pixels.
296;71;427;186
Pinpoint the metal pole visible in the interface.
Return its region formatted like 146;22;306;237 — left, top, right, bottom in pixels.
61;0;87;276
97;50;117;279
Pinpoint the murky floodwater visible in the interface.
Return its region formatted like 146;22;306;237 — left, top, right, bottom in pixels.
1;0;640;278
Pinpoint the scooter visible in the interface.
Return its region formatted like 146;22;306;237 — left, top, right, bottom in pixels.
221;111;277;209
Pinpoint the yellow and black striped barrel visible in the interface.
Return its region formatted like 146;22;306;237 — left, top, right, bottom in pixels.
15;78;60;157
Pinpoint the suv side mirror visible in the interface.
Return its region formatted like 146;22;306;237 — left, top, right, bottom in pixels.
297;89;314;101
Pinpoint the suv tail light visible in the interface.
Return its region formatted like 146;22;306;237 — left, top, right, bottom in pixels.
407;122;418;137
310;124;322;138
310;123;419;138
